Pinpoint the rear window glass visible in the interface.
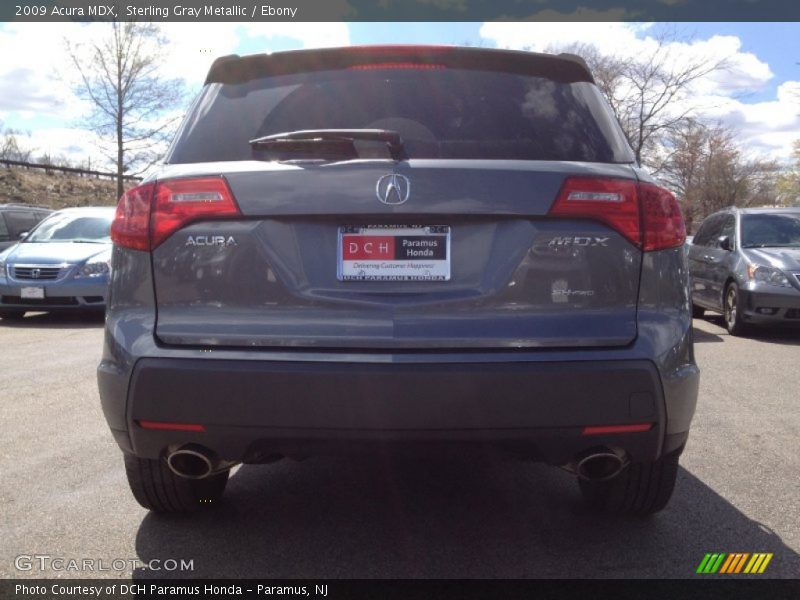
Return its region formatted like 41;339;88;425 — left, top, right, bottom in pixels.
167;68;634;164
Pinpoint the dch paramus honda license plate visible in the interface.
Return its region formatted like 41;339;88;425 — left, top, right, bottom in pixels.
338;225;450;281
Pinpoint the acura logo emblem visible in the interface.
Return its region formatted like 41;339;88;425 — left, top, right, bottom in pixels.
376;174;410;205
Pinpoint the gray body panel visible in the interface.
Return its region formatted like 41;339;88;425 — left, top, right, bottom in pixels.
151;160;641;349
99;242;698;463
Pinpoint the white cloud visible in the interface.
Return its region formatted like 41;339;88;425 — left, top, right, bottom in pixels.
479;22;797;160
697;81;800;160
0;21;351;168
17;127;106;166
0;23;87;121
480;21;653;57
158;22;351;86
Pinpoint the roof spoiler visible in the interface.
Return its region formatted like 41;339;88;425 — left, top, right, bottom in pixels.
204;46;595;86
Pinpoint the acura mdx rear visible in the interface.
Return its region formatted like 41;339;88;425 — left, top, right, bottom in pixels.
98;46;698;514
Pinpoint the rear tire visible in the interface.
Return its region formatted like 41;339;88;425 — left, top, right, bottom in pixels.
124;454;228;513
691;304;705;318
0;310;25;320
723;282;748;336
578;448;681;515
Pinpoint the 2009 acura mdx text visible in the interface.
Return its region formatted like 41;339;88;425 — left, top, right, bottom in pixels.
97;46;698;515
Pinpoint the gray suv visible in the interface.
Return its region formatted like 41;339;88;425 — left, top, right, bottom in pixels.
689;207;800;335
98;46;698;515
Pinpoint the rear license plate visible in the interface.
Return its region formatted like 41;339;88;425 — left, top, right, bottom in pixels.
21;286;45;299
338;225;450;281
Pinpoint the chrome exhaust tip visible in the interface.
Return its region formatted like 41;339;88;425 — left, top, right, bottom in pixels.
575;449;628;482
167;445;219;479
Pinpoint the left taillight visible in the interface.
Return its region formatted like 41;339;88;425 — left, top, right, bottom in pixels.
111;177;240;251
111;182;156;251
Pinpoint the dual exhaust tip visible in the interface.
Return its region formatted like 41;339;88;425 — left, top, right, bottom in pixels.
166;444;628;482
166;444;235;479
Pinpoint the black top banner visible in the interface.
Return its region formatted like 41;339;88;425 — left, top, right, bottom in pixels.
2;0;800;22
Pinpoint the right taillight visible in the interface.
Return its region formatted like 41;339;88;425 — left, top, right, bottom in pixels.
111;177;240;251
639;182;686;251
548;177;686;251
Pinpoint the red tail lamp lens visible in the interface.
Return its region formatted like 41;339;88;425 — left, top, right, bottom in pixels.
111;177;239;251
151;177;240;249
548;177;687;251
548;177;641;247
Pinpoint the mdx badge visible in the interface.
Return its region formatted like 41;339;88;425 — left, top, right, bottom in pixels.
548;236;610;247
376;174;410;205
186;235;237;247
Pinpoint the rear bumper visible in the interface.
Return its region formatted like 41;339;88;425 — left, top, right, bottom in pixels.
100;356;692;466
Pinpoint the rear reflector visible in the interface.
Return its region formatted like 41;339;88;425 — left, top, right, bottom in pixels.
582;423;653;435
111;177;240;251
138;420;206;432
548;177;686;251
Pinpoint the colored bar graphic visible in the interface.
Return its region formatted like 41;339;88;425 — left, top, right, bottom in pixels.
758;554;773;573
699;552;773;574
734;553;749;573
696;553;713;573
697;553;727;574
719;554;735;574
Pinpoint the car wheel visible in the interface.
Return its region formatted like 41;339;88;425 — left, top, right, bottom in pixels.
123;454;229;513
0;310;25;320
691;304;705;318
578;448;680;515
723;282;748;336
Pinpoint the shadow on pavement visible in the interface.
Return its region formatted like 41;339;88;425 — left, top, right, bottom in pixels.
0;310;104;329
133;455;800;579
692;325;724;344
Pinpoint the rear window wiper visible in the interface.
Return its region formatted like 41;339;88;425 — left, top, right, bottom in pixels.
249;129;406;161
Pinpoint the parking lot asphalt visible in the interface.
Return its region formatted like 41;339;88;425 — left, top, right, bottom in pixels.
1;312;798;579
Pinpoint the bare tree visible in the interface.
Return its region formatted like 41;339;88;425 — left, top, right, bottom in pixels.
0;123;35;162
775;140;800;206
66;22;185;199
553;34;727;169
660;121;781;230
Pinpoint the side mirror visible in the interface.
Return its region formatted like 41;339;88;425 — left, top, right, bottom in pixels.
718;236;733;251
18;232;28;240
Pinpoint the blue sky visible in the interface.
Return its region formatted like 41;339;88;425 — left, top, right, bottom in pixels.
0;21;798;167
